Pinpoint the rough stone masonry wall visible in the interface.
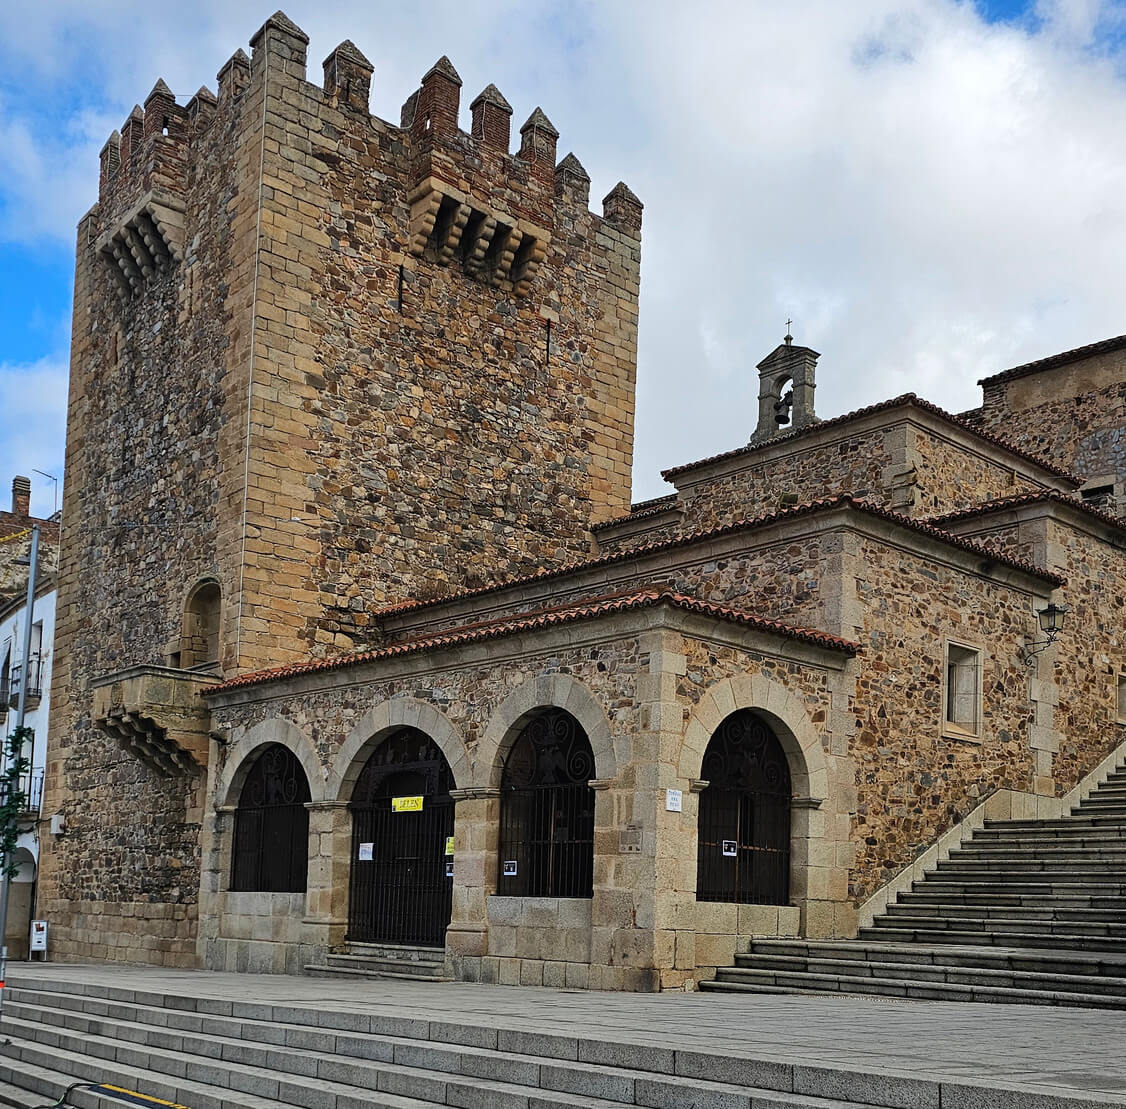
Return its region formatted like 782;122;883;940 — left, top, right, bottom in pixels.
944;515;1126;797
673;429;892;532
233;21;642;671
847;537;1039;901
908;426;1047;516
1044;519;1126;791
972;349;1126;483
39;58;260;966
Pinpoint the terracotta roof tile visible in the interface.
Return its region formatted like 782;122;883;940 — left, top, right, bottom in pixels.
659;394;1079;482
924;490;1126;532
206;587;859;694
979;334;1126;388
592;494;680;531
374;494;1065;622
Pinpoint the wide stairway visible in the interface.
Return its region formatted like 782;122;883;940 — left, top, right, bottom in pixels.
0;973;1067;1109
705;762;1126;1008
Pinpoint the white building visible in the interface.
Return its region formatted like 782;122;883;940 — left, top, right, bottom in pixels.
0;573;55;959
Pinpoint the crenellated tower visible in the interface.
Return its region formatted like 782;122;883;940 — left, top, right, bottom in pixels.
44;11;644;966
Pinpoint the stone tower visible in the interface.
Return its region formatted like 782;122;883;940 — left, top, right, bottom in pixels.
40;12;643;965
751;335;819;443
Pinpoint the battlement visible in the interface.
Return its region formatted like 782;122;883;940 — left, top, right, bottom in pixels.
90;10;642;311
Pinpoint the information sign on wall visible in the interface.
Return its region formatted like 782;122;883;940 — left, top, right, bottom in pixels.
391;795;424;813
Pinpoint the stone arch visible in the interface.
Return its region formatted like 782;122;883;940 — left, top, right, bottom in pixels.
477;673;616;789
328;696;470;802
180;577;222;668
679;673;827;801
217;718;326;808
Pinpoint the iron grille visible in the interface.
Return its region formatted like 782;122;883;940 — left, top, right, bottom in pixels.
230;744;311;893
497;709;595;898
7;659;43;708
696;709;791;905
347;729;455;947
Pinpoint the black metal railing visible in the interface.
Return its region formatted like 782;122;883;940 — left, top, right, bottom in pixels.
0;766;45;815
497;782;595;899
7;658;43;708
348;798;454;946
18;767;44;813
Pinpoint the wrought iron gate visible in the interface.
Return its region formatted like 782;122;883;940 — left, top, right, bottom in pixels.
696;709;791;905
347;729;455;946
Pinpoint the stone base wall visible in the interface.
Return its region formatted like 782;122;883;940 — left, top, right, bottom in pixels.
41;899;199;968
201;891;325;975
693;901;801;981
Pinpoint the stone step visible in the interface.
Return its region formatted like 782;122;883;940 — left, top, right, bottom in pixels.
346;940;445;962
746;938;1126;976
915;878;1126;895
0;981;905;1109
883;903;1126;922
0;1007;639;1109
0;1035;300;1109
869;914;1126;937
858;924;1126;951
932;862;1126;877
971;829;1126;843
899;888;1126;905
950;844;1126;858
730;953;1126;998
984;817;1126;831
305;962;451;982
701;969;1126;1009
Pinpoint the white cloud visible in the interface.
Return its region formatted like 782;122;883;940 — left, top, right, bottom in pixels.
4;0;1126;503
0;358;68;519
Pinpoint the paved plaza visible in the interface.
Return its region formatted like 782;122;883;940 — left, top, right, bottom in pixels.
8;963;1126;1104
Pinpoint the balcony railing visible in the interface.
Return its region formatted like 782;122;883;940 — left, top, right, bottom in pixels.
0;766;44;814
7;658;43;709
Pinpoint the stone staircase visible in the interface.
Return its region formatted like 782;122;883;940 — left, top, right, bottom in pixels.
0;973;1081;1109
704;762;1126;1008
305;941;449;982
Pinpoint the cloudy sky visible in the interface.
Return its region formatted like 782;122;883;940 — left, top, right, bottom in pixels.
2;0;1126;516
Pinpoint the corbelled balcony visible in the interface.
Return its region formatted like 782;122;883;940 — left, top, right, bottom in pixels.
91;664;219;777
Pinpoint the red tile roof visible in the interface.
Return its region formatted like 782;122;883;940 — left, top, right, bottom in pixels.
373;493;1065;622
206;587;859;694
659;394;1079;482
924;490;1126;532
592;494;680;531
979;334;1126;388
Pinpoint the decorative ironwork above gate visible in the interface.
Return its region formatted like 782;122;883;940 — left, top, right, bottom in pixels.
502;709;595;790
701;709;791;797
350;728;455;808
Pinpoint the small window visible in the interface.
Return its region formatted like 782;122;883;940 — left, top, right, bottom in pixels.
1117;675;1126;725
945;643;981;737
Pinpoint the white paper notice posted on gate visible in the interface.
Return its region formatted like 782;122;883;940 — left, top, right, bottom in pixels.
358;842;374;861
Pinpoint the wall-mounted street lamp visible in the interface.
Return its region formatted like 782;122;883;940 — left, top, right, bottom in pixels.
1022;602;1069;666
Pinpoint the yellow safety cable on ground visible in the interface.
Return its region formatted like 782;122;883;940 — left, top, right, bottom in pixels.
29;1082;192;1109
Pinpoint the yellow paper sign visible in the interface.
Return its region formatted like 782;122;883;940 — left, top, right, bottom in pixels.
391;795;424;813
445;837;455;856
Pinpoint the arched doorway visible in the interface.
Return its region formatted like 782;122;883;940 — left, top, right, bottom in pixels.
347;728;455;947
497;708;595;899
697;709;792;905
230;744;311;893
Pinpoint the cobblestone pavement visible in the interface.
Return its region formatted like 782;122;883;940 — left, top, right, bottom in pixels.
9;963;1126;1103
